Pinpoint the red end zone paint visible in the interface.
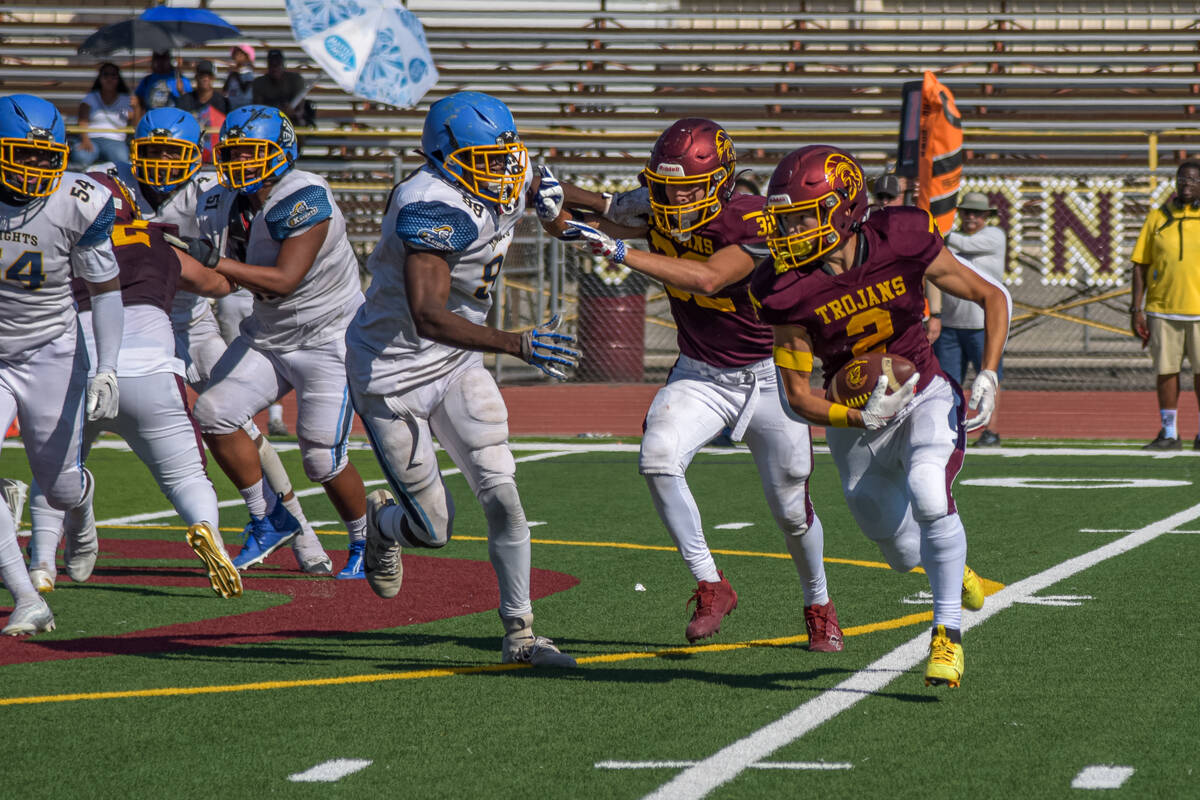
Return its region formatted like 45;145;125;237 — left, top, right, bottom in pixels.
0;538;578;666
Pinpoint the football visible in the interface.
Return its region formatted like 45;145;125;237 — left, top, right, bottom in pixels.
827;352;917;408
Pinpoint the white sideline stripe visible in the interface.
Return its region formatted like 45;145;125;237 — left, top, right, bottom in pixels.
643;501;1200;800
1071;765;1135;789
95;451;573;527
714;522;754;530
287;759;372;783
597;761;851;771
18;439;1200;459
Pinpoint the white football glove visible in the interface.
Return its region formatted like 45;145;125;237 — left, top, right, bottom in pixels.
965;368;998;433
561;219;626;263
859;373;919;431
519;314;581;380
86;369;119;421
534;165;564;223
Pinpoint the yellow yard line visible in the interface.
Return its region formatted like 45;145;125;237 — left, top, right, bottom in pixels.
0;611;945;708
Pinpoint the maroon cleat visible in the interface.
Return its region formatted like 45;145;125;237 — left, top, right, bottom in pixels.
804;600;845;652
685;571;738;643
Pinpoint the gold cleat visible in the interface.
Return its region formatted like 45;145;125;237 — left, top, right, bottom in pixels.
962;565;985;611
924;624;964;687
187;522;243;599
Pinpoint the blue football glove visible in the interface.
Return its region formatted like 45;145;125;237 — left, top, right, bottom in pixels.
534;165;564;222
519;314;580;380
561;219;626;263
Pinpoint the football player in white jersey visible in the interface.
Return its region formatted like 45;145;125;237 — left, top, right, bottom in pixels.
345;91;580;667
129;108;333;575
189;105;367;576
0;94;125;635
25;171;242;598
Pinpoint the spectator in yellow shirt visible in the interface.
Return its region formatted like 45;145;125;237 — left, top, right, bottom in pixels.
1131;160;1200;450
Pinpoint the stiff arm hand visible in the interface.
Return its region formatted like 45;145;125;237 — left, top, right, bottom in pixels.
520;314;580;380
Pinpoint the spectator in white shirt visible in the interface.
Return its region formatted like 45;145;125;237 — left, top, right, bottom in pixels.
936;191;1008;446
69;63;134;170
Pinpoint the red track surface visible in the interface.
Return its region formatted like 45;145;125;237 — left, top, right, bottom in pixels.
251;384;1193;442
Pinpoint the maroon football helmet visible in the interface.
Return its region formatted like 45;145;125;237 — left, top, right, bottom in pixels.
642;118;736;236
765;145;868;272
87;169;139;225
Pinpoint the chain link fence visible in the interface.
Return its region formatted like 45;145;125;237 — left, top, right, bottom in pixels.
427;166;1170;389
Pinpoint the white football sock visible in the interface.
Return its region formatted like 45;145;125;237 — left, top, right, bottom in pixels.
0;506;38;605
346;514;366;544
239;480;268;519
256;435;293;496
645;474;721;583
919;513;968;631
783;513;829;606
480;483;532;621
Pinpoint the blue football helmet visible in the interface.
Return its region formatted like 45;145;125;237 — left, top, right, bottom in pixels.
131;108;202;192
214;105;297;194
0;94;68;199
421;91;528;209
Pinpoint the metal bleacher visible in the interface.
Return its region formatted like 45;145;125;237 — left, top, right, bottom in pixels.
3;1;1200;172
2;1;1196;388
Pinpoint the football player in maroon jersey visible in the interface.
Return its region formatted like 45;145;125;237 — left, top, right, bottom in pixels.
751;145;1011;687
543;119;842;651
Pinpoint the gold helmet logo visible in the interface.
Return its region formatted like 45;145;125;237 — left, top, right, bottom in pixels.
714;128;734;164
825;152;864;198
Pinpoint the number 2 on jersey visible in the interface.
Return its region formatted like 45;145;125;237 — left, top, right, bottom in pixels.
475;254;503;300
847;306;894;355
1;250;45;290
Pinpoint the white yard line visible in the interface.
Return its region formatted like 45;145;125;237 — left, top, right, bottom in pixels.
96;450;574;526
643;501;1200;800
1071;765;1135;790
287;759;372;783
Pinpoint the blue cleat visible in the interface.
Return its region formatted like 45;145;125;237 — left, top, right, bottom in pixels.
232;515;298;571
336;539;365;579
267;495;302;538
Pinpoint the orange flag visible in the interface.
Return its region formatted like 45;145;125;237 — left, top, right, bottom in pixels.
915;71;963;235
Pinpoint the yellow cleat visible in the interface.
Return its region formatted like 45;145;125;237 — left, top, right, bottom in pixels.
187;522;243;599
962;565;985;611
924;624;964;687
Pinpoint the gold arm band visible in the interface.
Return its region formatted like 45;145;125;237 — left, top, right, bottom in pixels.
773;346;813;372
827;404;852;428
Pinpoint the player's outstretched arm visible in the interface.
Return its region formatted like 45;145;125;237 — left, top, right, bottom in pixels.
210;220;329;297
161;231;236;298
561;220;749;295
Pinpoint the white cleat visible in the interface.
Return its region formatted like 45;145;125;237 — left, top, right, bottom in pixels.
2;597;55;636
364;489;402;598
63;524;98;583
502;633;578;668
28;566;55;594
292;528;333;575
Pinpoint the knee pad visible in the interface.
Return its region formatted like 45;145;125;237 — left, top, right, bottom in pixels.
908;461;951;521
639;425;685;476
299;438;348;485
479;481;526;541
193;388;246;435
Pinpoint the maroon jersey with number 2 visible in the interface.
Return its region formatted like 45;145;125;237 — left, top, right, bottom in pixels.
648;193;775;368
751;205;945;393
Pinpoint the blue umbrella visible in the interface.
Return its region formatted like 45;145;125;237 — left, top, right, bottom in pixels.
78;7;241;56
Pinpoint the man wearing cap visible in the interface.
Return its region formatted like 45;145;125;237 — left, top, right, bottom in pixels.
224;45;256;110
872;173;904;208
937;191;1007;446
252;49;307;123
178;60;229;119
135;50;193;113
